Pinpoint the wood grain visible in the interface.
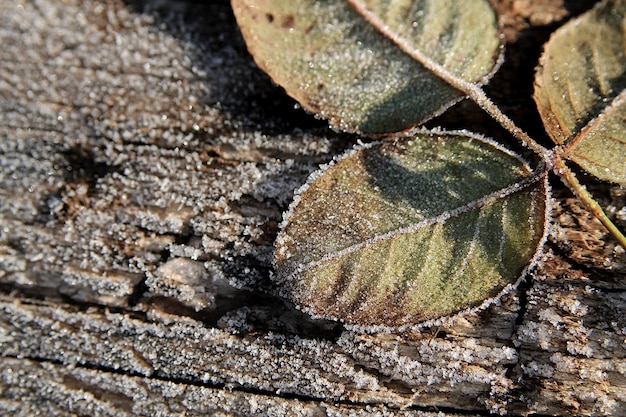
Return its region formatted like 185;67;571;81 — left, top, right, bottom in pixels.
1;0;624;415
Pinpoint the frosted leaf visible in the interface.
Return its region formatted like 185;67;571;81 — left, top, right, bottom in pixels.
231;0;502;134
534;0;626;184
274;131;550;328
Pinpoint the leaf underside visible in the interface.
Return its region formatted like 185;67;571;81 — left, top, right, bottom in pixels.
534;0;626;184
274;132;549;328
231;0;502;134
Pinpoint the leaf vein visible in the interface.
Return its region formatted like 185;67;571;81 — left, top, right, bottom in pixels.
297;171;546;274
564;87;626;152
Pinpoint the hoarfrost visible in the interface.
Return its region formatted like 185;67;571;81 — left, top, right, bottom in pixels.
2;0;625;415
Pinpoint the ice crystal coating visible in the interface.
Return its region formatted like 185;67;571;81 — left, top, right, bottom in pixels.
231;0;502;134
274;132;549;328
534;0;626;184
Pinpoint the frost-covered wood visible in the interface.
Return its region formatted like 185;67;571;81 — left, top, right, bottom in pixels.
0;0;625;416
1;358;467;417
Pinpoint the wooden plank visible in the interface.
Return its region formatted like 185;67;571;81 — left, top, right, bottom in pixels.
1;358;474;417
0;294;522;412
1;0;625;415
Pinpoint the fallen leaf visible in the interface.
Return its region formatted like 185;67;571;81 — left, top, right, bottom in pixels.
274;131;549;328
232;0;502;134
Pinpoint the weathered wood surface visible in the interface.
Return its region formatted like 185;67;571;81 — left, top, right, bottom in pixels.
1;0;625;415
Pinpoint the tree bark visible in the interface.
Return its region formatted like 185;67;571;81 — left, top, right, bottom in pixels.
1;0;625;415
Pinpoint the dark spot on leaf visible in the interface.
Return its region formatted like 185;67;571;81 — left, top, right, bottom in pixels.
281;14;295;29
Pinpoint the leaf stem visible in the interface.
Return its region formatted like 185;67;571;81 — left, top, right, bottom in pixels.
552;156;626;247
346;0;551;162
464;87;550;160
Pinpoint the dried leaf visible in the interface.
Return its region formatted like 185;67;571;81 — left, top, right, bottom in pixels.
534;0;626;184
231;0;502;134
274;132;549;328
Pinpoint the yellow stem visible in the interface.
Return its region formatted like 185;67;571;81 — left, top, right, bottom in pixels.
552;156;626;248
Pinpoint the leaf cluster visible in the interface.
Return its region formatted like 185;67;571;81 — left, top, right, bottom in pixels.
231;0;626;329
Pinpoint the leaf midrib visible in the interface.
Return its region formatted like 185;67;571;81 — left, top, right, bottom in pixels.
564;87;626;152
297;172;546;274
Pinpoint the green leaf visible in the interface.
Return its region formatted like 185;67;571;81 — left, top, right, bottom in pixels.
231;0;502;134
534;0;626;184
274;132;549;328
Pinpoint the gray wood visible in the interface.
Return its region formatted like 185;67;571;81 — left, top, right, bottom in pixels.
1;0;625;415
